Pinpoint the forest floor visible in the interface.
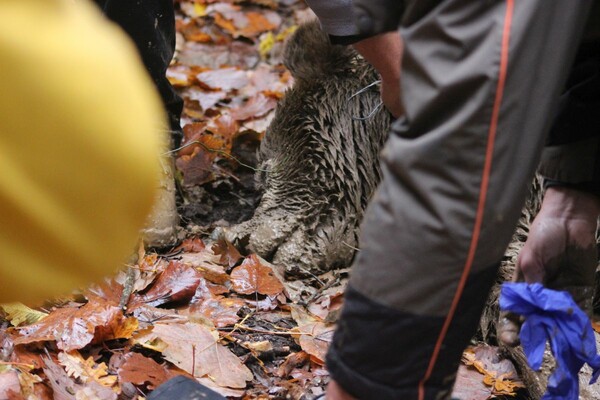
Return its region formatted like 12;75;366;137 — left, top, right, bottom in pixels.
0;1;528;399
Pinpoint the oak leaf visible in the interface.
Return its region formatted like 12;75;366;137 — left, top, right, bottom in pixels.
58;351;117;388
43;356;117;400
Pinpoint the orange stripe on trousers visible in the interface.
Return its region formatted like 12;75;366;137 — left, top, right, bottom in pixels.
417;1;514;399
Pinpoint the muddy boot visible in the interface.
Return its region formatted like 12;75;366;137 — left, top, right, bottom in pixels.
142;141;179;248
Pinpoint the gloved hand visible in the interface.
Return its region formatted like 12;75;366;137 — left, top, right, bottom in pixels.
498;186;600;346
500;283;600;400
352;0;405;37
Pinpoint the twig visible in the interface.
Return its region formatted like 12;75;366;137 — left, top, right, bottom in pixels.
300;275;340;307
166;141;270;173
120;241;143;311
221;325;296;336
0;361;34;369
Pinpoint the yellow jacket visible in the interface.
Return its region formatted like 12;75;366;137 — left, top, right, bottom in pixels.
0;0;164;303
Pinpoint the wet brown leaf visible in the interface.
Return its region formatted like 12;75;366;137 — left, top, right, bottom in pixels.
131;261;203;308
176;237;207;253
231;254;284;296
84;278;124;307
296;322;335;365
190;280;243;327
207;114;240;141
212;238;243;269
117;352;172;390
176;146;215;186
135;322;253;388
276;351;309;377
231;93;277;121
14;301;136;351
0;370;20;398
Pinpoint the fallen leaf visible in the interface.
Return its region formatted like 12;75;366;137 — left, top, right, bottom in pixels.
83;279;124;307
131;261;203;308
461;346;524;397
178;250;230;285
593;320;600;334
296;322;335;365
17;369;44;398
189;280;243;327
231;254;284;296
58;351;117;388
235;12;278;38
197;67;249;91
207;114;240;141
176;237;207;253
0;303;47;327
212;239;243;269
231;93;277;121
135;322;253;388
117;352;172;390
11;345;45;370
185;89;228;111
276;351;309;377
44;357;84;400
0;370;20;399
14;300;135;351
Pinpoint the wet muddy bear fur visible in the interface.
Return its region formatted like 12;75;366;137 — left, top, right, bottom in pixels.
226;20;391;277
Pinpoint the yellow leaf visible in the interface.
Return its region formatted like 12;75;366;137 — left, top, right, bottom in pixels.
112;317;139;339
259;32;275;59
194;3;207;17
17;370;43;397
0;302;47;327
275;25;298;42
58;351;117;388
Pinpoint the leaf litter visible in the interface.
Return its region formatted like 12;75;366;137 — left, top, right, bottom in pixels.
0;0;525;398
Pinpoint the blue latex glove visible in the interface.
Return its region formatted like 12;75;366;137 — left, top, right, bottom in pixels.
499;283;600;400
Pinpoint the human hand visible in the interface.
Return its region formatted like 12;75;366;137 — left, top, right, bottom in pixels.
498;186;600;346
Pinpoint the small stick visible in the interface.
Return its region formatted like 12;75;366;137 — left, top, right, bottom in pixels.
120;241;144;311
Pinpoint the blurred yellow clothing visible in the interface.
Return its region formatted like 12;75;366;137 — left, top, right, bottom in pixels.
0;0;165;303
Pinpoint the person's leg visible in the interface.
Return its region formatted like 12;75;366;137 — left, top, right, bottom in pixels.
95;0;183;147
326;1;591;399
